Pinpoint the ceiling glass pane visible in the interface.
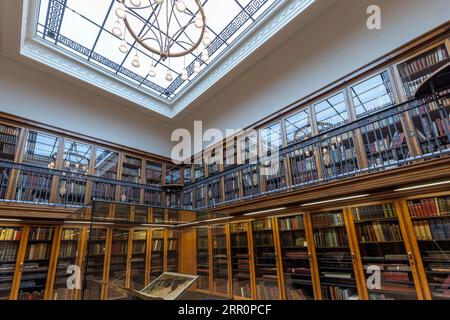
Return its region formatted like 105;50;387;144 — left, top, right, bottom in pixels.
35;0;280;101
314;91;349;134
285;108;312;145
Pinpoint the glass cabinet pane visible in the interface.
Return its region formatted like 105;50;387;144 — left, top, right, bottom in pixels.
150;230;164;281
0;226;23;300
52;228;81;300
166;230;179;272
0;124;20;162
145;161;162;185
83;228;107;300
260;122;282;155
18;227;55;300
351;71;396;118
107;229;129;299
130;230;147;290
252;219;281;300
352;204;418;300
196;228;210;291
230;222;252;299
397;43;450;99
212;226;229;294
62;140;91;174
121;155;142;204
285;108;312;145
311;211;359;300
92;148;119;202
278;215;314;300
407;195;450;299
165;164;180;184
314;92;349;134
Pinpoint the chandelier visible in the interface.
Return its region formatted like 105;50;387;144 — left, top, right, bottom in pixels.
112;0;210;81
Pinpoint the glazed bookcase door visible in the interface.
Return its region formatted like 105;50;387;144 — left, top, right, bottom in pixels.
196;227;210;291
230;222;253;299
311;211;359;300
211;225;229;295
405;194;450;299
166;230;179;272
52;227;82;300
107;229;130;299
150;230;164;281
0;225;24;299
17;226;55;300
82;228;107;300
351;203;419;300
129;230;147;290
278;215;314;300
251;219;281;300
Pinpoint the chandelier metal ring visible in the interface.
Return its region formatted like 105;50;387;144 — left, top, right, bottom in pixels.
120;0;206;61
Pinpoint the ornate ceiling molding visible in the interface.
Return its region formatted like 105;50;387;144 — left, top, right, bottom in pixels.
20;0;315;118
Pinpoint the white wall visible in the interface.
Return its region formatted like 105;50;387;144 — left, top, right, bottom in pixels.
174;0;450;138
0;57;173;156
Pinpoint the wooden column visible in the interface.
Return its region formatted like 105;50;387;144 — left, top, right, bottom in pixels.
272;217;285;300
304;212;322;300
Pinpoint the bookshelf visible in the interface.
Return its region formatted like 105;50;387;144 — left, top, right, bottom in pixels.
223;171;240;203
145;161;162;186
397;43;450;99
166;230;179;272
0;124;19;162
251;219;281;300
106;229;129;299
121;155;142;204
230;222;253;299
0;225;23;300
406;195;450;300
133;206;148;223
129;230;147;290
152;208;165;224
18;227;55;300
288;144;317;186
93;148;119;202
52;228;81;300
278;215;314;300
311;211;359;300
82;228;107;300
351;203;418;300
196;227;210;291
150;230;164;281
211;225;229;295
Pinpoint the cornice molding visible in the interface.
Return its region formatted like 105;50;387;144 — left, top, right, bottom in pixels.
20;0;316;118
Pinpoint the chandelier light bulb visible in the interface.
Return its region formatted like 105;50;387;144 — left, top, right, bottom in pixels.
175;0;186;12
194;61;201;73
130;0;141;7
165;69;173;81
202;32;211;46
132;54;140;68
201;49;209;62
112;20;123;37
115;3;126;19
194;15;204;28
181;68;188;81
154;0;164;5
119;40;128;53
148;65;156;77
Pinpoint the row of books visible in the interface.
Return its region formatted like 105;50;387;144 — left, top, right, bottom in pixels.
0;125;18;136
356;222;403;243
131;242;146;255
253;219;272;231
280;233;307;248
311;212;345;228
233;282;251;298
152;239;164;251
413;219;450;240
18;290;45;300
407;196;450;218
88;243;105;256
313;229;349;248
29;228;53;241
253;233;274;247
256;283;279;300
1;143;15;156
322;286;358;300
213;237;226;249
279;216;304;231
0;243;19;262
352;204;396;221
168;239;178;251
26;243;50;260
286;287;309;300
0;133;17;145
0;228;22;241
58;242;77;259
399;45;448;78
61;229;78;241
230;223;247;233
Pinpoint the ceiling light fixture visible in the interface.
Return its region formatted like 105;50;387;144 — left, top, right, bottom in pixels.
300;194;370;207
114;0;207;81
394;180;450;192
243;207;287;216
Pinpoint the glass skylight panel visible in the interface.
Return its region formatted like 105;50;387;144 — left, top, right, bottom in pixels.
314;92;349;134
36;0;280;101
351;71;396;118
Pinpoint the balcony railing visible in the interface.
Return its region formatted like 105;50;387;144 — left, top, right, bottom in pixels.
0;91;449;211
183;89;450;209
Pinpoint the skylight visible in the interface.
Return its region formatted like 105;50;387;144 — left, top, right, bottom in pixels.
36;0;278;101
